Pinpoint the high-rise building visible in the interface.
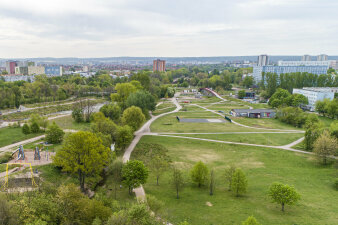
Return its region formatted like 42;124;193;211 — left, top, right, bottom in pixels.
153;59;166;72
45;66;62;76
5;61;17;74
301;55;311;61
317;54;328;61
278;61;330;66
15;66;29;75
257;55;269;66
28;66;45;75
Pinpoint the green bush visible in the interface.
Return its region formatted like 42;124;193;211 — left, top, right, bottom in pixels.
0;152;12;164
22;123;31;134
30;122;40;133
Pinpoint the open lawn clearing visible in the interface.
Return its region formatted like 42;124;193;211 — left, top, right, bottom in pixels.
50;115;91;130
318;116;335;127
186;97;221;104
133;136;338;225
174;133;304;146
0;127;43;148
231;117;304;130
150;113;277;133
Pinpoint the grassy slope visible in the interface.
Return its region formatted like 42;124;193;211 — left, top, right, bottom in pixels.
50;115;91;130
0;127;42;148
134;136;338;225
231;117;304;130
174;133;304;146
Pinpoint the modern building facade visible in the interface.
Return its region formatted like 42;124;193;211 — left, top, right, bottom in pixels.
5;61;17;74
253;65;329;82
45;66;62;76
257;55;269;66
278;61;330;66
317;54;328;61
293;87;335;111
153;59;166;72
302;55;311;61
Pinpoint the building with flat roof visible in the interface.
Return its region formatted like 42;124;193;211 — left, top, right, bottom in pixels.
230;109;276;118
302;55;311;61
293;87;335;111
153;59;166;72
15;66;29;75
28;66;45;75
5;61;17;74
253;65;329;82
45;66;62;76
257;55;269;66
317;54;328;61
278;61;330;66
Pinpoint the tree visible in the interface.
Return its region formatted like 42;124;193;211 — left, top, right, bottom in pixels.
45;122;64;144
209;169;215;195
171;167;184;199
190;161;209;188
313;130;337;165
241;216;261;225
224;165;236;191
238;90;246;99
53;131;110;191
304;122;322;151
325;98;338;119
242;76;253;88
269;88;291;108
315;100;327;116
121;106;145;131
150;156;168;186
109;159;123;199
0;194;19;225
122;160;149;195
269;182;300;212
72;107;84;123
111;83;137;109
30;122;40;133
232;168;248;197
100;104;121;122
115;125;133;151
22;123;31;135
126;90;156;117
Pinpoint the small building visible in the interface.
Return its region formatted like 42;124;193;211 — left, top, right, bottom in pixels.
230;109;276;118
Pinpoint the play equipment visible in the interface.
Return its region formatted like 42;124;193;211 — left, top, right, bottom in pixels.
34;146;40;160
17;145;25;160
0;163;38;191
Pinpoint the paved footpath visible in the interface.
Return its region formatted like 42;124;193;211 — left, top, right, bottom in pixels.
122;94;181;203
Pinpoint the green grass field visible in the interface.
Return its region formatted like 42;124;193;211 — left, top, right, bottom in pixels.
0;127;43;148
50;115;91;130
133;136;338;225
231;117;304;130
174;133;304;146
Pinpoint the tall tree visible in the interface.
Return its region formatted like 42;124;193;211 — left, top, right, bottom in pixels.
122;160;149;195
45;122;65;144
269;182;300;212
109;159;123;199
224;165;236;191
190;161;209;188
209;169;216;196
313;130;337;165
232;168;248;197
150;156;169;186
121;106;145;131
54;131;110;191
171;167;184;199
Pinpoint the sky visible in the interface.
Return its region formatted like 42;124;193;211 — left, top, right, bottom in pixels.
0;0;337;58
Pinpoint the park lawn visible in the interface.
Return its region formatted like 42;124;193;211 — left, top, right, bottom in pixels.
152;107;176;116
188;97;220;104
232;117;304;130
0;127;43;148
50;115;91;130
151;113;281;133
174;132;304;146
318;116;335;128
134;136;338;225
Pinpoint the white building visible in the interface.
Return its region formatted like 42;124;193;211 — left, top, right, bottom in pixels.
278;61;330;66
293;87;335;111
317;54;328;61
302;55;311;61
257;55;269;66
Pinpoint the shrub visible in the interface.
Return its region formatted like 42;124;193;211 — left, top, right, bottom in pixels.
22;123;31;134
30;122;40;133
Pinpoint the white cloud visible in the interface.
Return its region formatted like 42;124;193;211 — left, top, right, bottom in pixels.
0;0;337;57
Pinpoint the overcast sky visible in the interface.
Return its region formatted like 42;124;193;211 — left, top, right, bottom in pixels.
0;0;337;58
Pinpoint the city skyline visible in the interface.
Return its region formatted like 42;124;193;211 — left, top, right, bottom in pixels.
0;0;338;58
